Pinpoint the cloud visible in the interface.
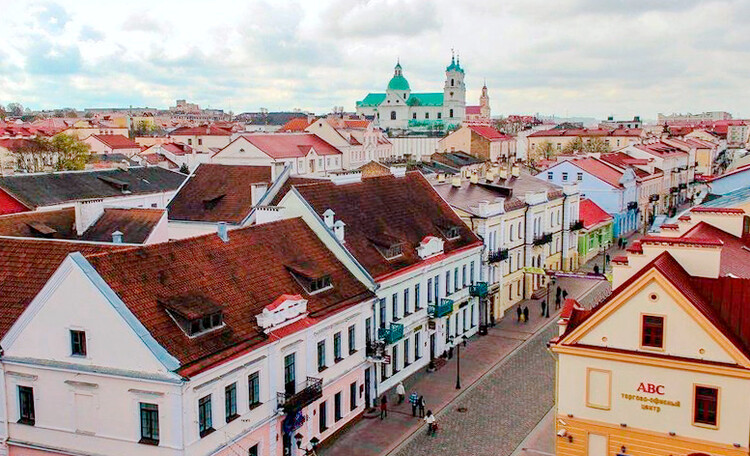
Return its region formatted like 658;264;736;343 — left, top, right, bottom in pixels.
79;25;105;42
121;14;166;33
24;40;82;75
324;0;441;38
32;1;71;32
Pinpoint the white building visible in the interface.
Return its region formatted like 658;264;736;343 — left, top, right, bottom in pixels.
304;117;393;169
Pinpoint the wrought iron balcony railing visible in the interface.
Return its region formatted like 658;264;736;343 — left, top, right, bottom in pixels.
678;183;687;190
377;322;404;345
570;219;584;231
277;377;323;413
627;201;638;211
469;281;488;297
428;298;453;318
533;232;553;246
366;340;386;360
487;248;509;264
649;194;660;202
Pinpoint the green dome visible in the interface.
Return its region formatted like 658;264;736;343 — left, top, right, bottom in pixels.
388;74;410;91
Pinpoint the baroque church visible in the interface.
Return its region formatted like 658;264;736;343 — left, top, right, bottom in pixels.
356;54;490;130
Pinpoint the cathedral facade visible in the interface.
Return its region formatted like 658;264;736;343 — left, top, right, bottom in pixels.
356;55;469;130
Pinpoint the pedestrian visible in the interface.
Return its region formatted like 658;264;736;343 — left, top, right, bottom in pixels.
380;395;388;420
523;306;529;323
424;410;437;436
396;381;406;404
555;294;562;310
540;300;546;317
418;396;426;417
409;391;419;417
516;305;522;322
556;285;562;299
562;289;568;299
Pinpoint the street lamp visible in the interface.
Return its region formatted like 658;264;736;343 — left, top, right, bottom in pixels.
448;335;461;389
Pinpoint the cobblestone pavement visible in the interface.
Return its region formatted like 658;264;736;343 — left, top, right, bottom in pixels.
391;324;559;456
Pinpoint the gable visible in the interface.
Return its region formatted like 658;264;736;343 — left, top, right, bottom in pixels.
1;255;179;376
564;269;750;367
212;137;274;163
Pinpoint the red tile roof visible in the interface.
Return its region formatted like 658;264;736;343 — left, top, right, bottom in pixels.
238;133;342;159
0;189;30;215
167;164;273;223
634;142;687;158
680;222;750;278
0;138;37;152
569;158;625;188
342;119;369;129
469;125;513;141
292;172;482;279
171;125;233;136
692;206;745;214
0;238;122;340
84;217;374;376
528;128;642;138
159;142;194;156
579;198;612;229
279;117;315;132
91;134;140;149
640;235;724;247
611;255;628;264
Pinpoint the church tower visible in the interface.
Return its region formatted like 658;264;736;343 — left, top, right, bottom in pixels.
479;82;491;119
443;51;466;123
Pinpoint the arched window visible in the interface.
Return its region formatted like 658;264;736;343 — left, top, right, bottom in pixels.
509;225;514;241
451;78;454;86
449;109;454;118
390;111;396;120
425;112;430;119
412;112;416;119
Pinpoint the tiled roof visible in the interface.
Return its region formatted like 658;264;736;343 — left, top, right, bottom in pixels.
692;206;745;214
91;134;140;149
0;167;186;208
238;133;342;159
433;180;526;216
0;138;37;152
167;164;272;224
0;238;122;341
0;207;164;243
279;117;315;132
680;222;750;278
171;125;232;136
159;142;194;156
579;198;612;229
528;128;642;138
598;152;654;179
293;172;482;279
468;125;513;141
569;158;624;188
84;217;374;375
634;142;687;158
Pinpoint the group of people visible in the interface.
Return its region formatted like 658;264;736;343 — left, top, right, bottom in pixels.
380;382;437;436
517;286;569;322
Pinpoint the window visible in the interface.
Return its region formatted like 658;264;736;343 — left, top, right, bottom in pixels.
547;172;553;180
694;386;718;427
381;363;387;381
334;332;342;362
225;383;238;422
449;108;454;118
562;172;568;181
317;340;327;371
414;332;421;359
334;392;342;421
446;271;451;295
70;330;86;356
198;138;203;146
427;278;433;303
392;346;399;373
425;112;430;119
403;289;410;315
415;283;421;309
348;325;356;354
437;112;442;119
392;293;399;321
577;172;583;181
18;386;34;425
463;308;468;332
470;261;475;284
284;353;296;395
451;78;454;86
185;311;224;337
187;139;192;145
379;298;386;328
462;265;467;288
350;382;357;411
248;444;259;456
641;315;664;348
390;111;396;120
434;275;440;300
139;403;159;445
403;338;410;366
198;395;213;437
412;112;417;119
445;318;451;343
319;401;327;432
248;372;260;408
444;226;460;239
308;276;332;293
454;268;459;292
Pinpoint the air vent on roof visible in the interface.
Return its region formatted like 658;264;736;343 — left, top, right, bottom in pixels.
98;175;131;193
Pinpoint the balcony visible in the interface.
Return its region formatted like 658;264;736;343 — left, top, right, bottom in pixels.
378;322;404;345
469;281;488;297
277;377;323;413
670;187;679;194
487;248;509;264
366;340;386;361
533;232;553;246
428;298;454;318
570;219;584;231
627;201;638;211
678;183;687;190
649;194;660;202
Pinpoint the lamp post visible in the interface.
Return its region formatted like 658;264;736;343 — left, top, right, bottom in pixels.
449;336;461;389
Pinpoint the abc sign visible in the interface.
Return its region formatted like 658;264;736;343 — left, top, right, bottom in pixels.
637;382;665;395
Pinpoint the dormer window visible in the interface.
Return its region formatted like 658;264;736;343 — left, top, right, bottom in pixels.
368;234;404;261
286;262;333;295
161;294;225;337
442;226;460;240
309;276;332;293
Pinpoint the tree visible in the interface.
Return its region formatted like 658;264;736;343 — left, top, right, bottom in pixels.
562;137;585;154
0;105;6;120
179;163;190;174
584;137;610;153
6;102;24;117
50;134;91;171
530;141;556;164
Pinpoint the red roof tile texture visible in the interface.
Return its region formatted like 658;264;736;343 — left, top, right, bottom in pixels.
579;198;612;229
239;133;342;159
469;125;513;141
91;135;140;150
167;164;273;224
85;217;373;375
570;158;625;188
171;125;233;136
293;172;482;279
279;117;315;132
528;128;642;138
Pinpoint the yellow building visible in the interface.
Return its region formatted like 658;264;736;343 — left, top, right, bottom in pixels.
527;128;643;161
551;206;750;456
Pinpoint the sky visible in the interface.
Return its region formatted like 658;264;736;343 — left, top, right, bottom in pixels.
0;0;748;119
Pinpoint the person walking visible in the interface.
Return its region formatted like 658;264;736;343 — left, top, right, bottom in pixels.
523;306;529;323
516;305;522;322
540;300;546;317
380;395;388;420
409;391;419;417
555;294;562;310
424;410;437;436
418;396;426;417
396;382;406;404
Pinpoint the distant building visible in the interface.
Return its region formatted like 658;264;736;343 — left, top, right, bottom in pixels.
657;111;732;123
169;125;233;154
438;124;516;163
599;115;642;129
84;134;141;157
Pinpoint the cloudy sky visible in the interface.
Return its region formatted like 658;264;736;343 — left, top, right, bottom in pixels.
0;0;748;119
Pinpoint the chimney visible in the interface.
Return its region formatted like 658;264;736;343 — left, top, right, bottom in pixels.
323;209;335;228
470;173;478;184
75;200;105;236
511;165;520;177
217;221;229;242
451;176;461;188
333;219;346;243
112;230;123;244
251;182;268;206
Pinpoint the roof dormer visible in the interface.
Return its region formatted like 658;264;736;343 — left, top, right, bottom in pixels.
256;294;309;333
368;233;405;261
161;294;225;338
286;262;333;294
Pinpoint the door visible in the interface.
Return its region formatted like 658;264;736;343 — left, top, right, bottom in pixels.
429;333;436;361
364;367;371;409
587;433;607;456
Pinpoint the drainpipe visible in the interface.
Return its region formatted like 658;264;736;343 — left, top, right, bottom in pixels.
1;351;10;455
